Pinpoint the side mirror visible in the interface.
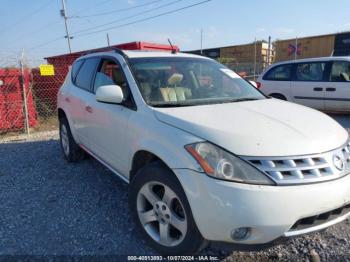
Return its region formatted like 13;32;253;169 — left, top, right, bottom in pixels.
96;85;124;104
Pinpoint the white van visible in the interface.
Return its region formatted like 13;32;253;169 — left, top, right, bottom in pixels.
257;57;350;112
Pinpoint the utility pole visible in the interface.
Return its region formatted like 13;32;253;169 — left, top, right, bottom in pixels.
267;35;271;66
107;33;111;47
61;0;72;53
253;38;257;81
295;36;298;60
200;28;203;54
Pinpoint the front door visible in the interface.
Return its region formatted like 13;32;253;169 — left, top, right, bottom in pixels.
85;57;134;175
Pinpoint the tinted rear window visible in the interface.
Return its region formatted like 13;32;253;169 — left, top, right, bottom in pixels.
71;59;84;82
75;58;100;91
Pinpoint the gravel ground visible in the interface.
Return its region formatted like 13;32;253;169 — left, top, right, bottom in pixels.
0;114;349;261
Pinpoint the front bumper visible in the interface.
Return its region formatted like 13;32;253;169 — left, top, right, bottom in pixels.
173;169;350;244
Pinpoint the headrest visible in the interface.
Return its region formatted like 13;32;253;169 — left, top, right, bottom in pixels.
340;72;349;82
168;73;183;86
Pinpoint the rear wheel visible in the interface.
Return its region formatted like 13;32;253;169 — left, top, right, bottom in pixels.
129;162;207;255
59;117;85;162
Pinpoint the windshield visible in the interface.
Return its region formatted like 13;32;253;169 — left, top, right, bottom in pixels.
129;57;265;107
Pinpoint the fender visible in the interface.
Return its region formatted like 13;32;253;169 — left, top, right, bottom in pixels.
57;107;81;144
130;139;201;172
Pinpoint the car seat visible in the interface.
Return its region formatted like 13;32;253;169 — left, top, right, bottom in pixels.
160;73;192;102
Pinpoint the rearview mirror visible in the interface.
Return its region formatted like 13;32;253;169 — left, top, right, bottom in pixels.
96;85;124;104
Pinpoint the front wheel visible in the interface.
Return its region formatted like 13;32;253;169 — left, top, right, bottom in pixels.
129;162;207;255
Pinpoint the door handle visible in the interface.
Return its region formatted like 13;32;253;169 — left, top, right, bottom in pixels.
65;97;70;103
313;87;323;91
85;105;93;113
326;87;336;92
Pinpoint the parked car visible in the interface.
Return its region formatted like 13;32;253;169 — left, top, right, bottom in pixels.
57;49;350;255
257;57;350;113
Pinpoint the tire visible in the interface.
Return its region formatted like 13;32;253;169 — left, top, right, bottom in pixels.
129;161;207;255
269;93;287;100
59;116;85;162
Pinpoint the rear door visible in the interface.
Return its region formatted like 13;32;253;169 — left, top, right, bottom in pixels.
70;57;100;146
291;61;327;110
324;60;350;112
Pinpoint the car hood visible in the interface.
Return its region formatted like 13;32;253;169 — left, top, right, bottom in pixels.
153;99;348;156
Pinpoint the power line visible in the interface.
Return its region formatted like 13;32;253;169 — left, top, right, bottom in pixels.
0;0;54;34
72;0;186;35
76;0;166;18
8;0;183;53
68;0;115;18
75;0;213;38
28;36;64;51
27;0;213;51
3;0;113;47
8;20;62;45
59;0;118;52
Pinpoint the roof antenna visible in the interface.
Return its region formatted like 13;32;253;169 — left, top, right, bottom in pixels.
168;38;177;54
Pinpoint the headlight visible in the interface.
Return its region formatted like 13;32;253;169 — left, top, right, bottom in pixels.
185;142;274;185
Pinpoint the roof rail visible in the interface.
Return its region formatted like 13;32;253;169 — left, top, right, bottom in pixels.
111;48;128;59
82;50;95;56
81;47;128;58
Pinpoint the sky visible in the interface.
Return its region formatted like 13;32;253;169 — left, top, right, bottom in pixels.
0;0;350;66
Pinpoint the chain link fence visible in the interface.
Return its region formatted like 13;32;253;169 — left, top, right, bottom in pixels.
30;59;68;133
217;58;266;81
0;67;36;136
0;55;70;139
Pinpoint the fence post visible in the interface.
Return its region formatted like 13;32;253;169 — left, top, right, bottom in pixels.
253;38;257;81
20;49;30;136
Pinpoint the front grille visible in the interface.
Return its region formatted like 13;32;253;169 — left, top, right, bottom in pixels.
289;203;350;231
243;142;350;185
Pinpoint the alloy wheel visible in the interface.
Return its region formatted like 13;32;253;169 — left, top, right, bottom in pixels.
136;181;187;247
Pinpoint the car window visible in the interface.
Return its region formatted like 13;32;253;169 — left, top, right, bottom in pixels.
263;64;292;81
191;62;242;94
71;59;84;82
130;57;265;106
295;62;326;81
75;57;100;91
93;58;130;99
330;61;350;82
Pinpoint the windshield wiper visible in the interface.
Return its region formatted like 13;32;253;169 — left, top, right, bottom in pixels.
150;102;195;108
150;97;263;107
221;97;263;103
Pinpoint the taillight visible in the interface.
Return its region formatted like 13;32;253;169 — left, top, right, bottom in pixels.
256;81;262;89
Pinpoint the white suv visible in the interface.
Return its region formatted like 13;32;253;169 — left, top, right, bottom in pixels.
57;49;350;255
257;57;350;112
